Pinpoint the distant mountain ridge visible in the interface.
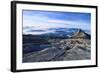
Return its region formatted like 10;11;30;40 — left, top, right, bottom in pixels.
23;28;90;39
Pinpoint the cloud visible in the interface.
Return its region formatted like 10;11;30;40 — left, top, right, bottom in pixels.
23;10;91;35
47;19;72;25
23;29;55;35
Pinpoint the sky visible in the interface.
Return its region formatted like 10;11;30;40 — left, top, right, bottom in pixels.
23;10;91;35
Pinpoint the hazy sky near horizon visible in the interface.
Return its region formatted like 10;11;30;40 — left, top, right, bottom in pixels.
23;10;91;35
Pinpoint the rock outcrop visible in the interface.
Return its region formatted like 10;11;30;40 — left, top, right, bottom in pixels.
71;29;91;39
23;29;91;63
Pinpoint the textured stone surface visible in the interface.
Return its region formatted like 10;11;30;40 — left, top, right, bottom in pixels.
23;29;91;63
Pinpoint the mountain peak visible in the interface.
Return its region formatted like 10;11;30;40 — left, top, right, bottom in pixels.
71;29;90;39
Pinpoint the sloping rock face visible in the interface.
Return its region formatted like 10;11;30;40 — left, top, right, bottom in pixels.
23;39;91;62
71;29;91;39
23;29;91;63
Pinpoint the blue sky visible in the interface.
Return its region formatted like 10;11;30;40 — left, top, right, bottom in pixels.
23;10;91;35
